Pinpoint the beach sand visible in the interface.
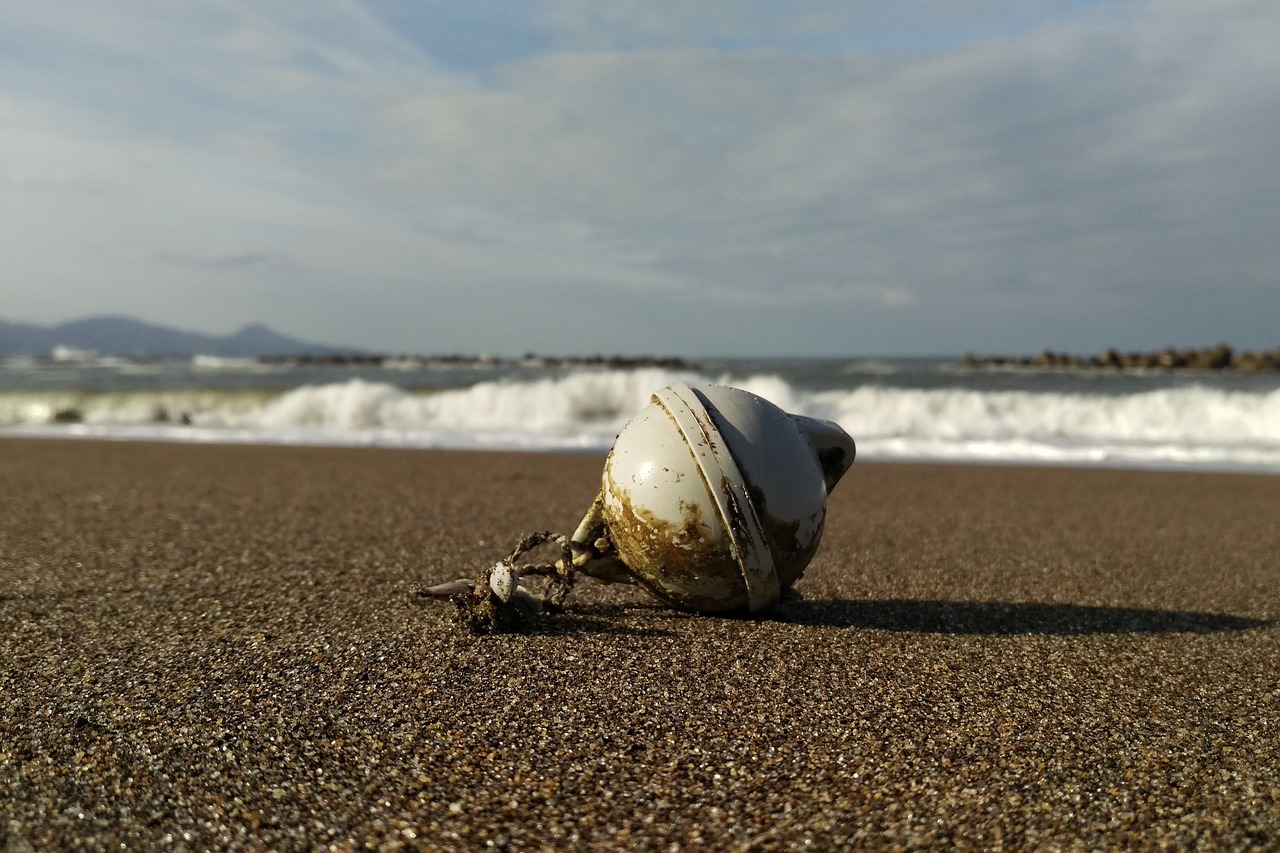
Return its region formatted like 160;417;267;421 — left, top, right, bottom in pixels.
2;438;1277;849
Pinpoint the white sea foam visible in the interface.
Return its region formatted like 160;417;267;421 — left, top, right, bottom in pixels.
808;385;1280;445
50;344;98;362
3;370;1279;472
190;354;285;372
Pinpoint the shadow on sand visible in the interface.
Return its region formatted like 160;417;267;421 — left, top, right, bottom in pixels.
768;599;1272;636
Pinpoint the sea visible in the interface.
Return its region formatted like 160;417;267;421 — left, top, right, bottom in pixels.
3;350;1279;474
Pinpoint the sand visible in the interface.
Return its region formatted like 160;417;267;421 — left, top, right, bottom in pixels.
1;438;1277;850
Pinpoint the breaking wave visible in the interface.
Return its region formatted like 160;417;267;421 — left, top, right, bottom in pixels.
2;367;1279;471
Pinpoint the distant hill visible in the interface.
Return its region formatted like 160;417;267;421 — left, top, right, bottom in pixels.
0;315;357;358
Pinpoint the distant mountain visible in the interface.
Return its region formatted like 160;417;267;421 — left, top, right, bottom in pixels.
0;315;357;358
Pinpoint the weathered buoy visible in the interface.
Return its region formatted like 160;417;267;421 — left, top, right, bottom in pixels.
417;383;855;630
571;383;855;613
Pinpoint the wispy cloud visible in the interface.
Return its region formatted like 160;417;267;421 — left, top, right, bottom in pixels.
1;0;1277;354
153;250;294;274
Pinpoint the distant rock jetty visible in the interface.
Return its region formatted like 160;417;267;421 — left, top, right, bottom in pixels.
962;344;1280;372
256;353;697;370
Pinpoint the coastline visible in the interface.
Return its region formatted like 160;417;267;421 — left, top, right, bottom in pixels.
2;439;1278;848
5;354;1280;475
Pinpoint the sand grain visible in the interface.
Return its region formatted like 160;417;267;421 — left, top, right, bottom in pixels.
2;439;1278;849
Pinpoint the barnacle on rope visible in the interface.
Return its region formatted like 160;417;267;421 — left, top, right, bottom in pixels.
414;531;579;634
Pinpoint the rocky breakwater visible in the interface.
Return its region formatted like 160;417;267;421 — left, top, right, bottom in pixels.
962;344;1280;372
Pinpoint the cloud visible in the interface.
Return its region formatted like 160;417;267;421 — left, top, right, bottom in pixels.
529;0;1108;53
368;0;1279;324
153;250;294;274
1;0;1277;354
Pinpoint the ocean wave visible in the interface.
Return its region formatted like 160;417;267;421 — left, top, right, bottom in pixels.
808;385;1280;445
3;370;1279;472
190;354;287;373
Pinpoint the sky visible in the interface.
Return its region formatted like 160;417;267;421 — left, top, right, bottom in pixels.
2;1;1278;357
